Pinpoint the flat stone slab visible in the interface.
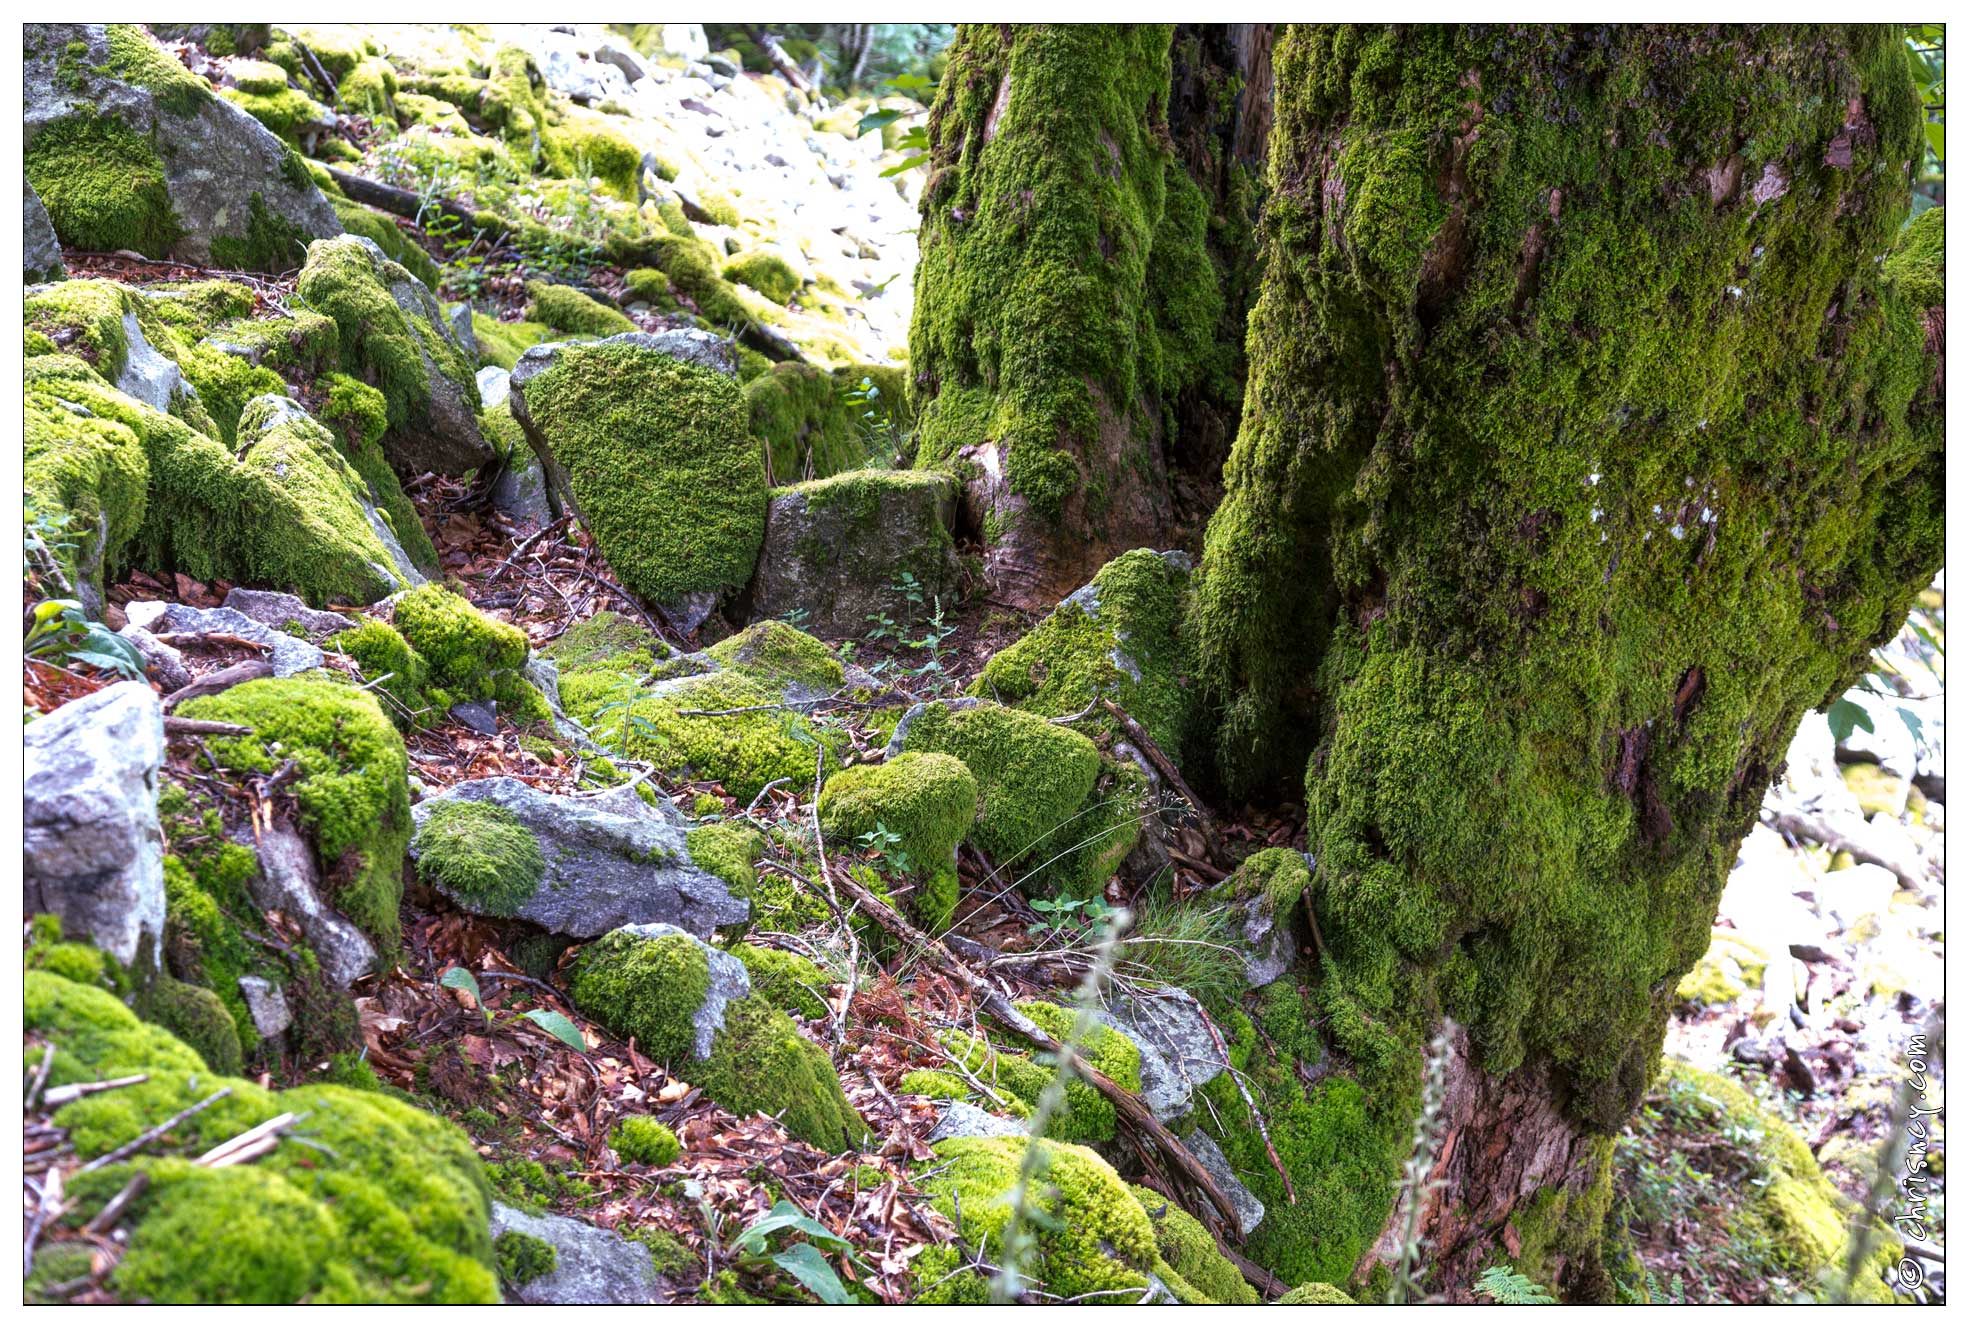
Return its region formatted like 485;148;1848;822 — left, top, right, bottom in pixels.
123;601;324;677
491;1202;663;1305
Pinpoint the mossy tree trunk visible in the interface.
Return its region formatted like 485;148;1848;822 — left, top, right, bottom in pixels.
1184;24;1942;1296
908;24;1255;609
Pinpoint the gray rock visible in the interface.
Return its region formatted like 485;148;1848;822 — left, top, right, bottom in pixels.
747;470;959;639
411;777;750;939
705;54;740;78
117;312;192;412
591;36;650;84
123;601;325;677
448;303;479;360
222;588;356;640
491;1202;663;1305
1183;1129;1265;1236
24;682;166;967
449;699;499;735
477;366;511;409
1106;987;1230;1123
883;697;985;761
659;590;721;638
237;975;292;1039
246;821;379;986
928;1100;1030;1143
299;237;494;477
656;23;710;63
23;24;340;268
600;923;750;1060
25;177;63;282
118;625;193;692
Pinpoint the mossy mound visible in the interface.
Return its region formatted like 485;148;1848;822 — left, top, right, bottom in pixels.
27;109;184;258
176;677;411;951
329;583;548;730
495;1231;558;1288
732;943;832;1020
329;198;442;290
973;548;1197;758
568;926;713;1066
723;249;800;305
916;1135;1162;1304
27;969;496;1303
1128;1183;1258;1304
744;362;897;483
472;313;555;371
1275;1282;1353;1304
511;335;765;607
893;701;1106;894
704;620;844;696
609;1115;682;1167
143;973;244;1076
817;753;978;931
525;280;635;337
541;609;669;676
411;799;545;916
695;995;869;1153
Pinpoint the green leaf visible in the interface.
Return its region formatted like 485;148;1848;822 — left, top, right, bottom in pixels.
856;108;905;136
524;1009;588;1052
771;1243;855;1304
736;1201;851;1254
1896;706;1926;747
438;966;482;1005
1826;697;1875;745
886;72;933;96
879;154;929;178
1926;120;1945;163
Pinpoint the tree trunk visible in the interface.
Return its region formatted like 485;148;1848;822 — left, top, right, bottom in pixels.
1182;23;1941;1297
908;24;1259;609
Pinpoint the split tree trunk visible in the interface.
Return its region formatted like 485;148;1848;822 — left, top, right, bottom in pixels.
1186;23;1942;1297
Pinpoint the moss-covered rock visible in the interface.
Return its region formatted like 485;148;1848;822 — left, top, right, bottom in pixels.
732;943;832;1020
817;753;977;931
748;469;960;637
142;972;244;1076
473;312;556;371
917;1135;1162;1303
1275;1282;1353;1305
744;362;910;484
937;999;1142;1143
220;61;336;148
1128;1183;1258;1304
723;248;800;305
330;199;442;291
508;332;765;610
891;700;1106;894
495;1231;558;1288
296;235;493;475
411;799;545;916
26;968;496;1303
695;994;869;1152
568;925;718;1065
176;677;411;951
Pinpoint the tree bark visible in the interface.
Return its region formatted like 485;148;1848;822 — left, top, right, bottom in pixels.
908;24;1264;609
1181;22;1941;1297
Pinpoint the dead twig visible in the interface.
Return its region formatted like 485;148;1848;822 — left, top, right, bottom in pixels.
42;1074;149;1108
78;1088;234;1175
82;1171;150;1236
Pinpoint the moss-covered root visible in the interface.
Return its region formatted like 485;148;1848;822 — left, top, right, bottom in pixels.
915;1136;1162;1303
508;334;765;609
175;677;411;950
1173;27;1942;1280
910;25;1230;607
27;969;496;1303
817;753;977;932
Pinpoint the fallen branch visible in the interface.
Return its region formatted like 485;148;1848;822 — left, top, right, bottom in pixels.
161;659;273;709
78;1087;234;1175
196;1112;299;1167
25;1041;56;1112
152;631;273;653
1191;999;1294;1203
824;863;1246;1235
1763;805;1931;894
41;1074;148;1108
1097;699;1221;843
164;716;254;739
320;164;484;235
82;1171;149;1236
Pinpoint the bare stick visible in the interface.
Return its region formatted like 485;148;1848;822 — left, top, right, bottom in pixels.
810;742;856;1044
195;1111;298;1166
164;716;254;739
79;1088;233;1175
1191;1000;1295;1202
25;1041;56;1112
41;1074;148;1107
82;1171;149;1236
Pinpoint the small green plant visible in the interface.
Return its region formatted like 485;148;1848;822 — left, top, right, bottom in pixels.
1473;1265;1557;1305
1025;893;1118;938
25;599;146;680
855;821;914;877
439;966;587;1052
716;1198;868;1304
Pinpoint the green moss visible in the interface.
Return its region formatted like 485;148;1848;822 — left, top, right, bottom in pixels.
561;665;839;804
495;1231;558;1287
938;1001;1140;1143
102;23;214;117
817;753;977;931
1654;1062;1901;1299
28;970;496;1303
609;1115;682;1167
542;609;665;674
694;995;868;1152
26;1241;97;1303
472;313;555;371
336;55;400;117
525;280;635;336
396;581;529;692
894;701;1101;891
316;370;439;574
723;249;799;304
207;192;315;273
220;69;333;148
569;928;712;1065
296;235;480;456
1276;1282;1353;1304
515;336;764;606
643;234;756;327
413;799;545;915
1128;1184;1257;1304
26;111;183;257
629;1226;696;1280
1885;206;1944;309
487;1157;594;1212
917;1136;1160;1303
177;677;411;950
26;352;409;606
706;620;844;695
732;944;831;1019
330;199;442;290
143;973;244;1076
898;1069;971;1099
974;548;1196;757
173;342;285;444
743;362;890;482
542;117;643;200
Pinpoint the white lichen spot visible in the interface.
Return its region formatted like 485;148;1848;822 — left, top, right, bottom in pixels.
1670;524;1686;540
1589;507;1603;523
1726;285;1744;298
